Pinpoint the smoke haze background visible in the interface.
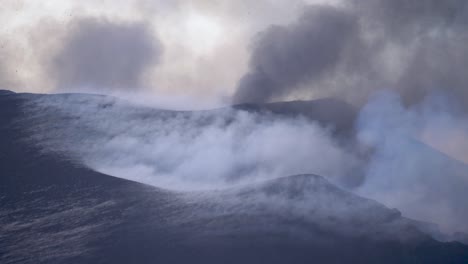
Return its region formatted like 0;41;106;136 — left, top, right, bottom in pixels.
2;0;468;236
356;91;468;233
235;0;468;110
2;1;468;109
51;18;162;92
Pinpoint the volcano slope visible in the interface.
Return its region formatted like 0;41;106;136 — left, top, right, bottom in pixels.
1;90;468;263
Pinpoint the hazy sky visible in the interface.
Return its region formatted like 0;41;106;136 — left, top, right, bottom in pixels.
0;0;338;105
2;0;468;109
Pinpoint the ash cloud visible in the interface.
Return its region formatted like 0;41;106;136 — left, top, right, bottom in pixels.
354;0;467;34
234;1;468;111
355;0;468;107
50;17;162;91
233;5;362;104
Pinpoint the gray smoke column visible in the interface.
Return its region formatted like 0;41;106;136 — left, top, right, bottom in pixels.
233;1;468;111
355;0;468;107
50;17;162;91
233;5;361;104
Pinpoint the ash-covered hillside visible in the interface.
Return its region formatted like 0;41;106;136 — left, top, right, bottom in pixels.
1;90;468;263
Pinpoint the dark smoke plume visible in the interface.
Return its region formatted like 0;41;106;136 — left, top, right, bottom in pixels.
233;6;361;104
234;1;468;111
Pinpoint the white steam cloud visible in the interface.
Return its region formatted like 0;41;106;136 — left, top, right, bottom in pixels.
357;90;468;234
20;90;468;236
22;94;360;191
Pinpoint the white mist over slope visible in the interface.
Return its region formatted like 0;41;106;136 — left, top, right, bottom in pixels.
22;94;360;190
20;89;468;235
357;91;468;233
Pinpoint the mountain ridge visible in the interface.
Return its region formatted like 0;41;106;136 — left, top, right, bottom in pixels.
2;90;468;263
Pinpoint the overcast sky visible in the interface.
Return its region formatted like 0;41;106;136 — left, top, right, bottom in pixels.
0;0;337;105
1;0;467;109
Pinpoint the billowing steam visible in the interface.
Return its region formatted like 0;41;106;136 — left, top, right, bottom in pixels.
22;95;361;190
5;0;468;240
21;89;468;235
356;90;468;234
